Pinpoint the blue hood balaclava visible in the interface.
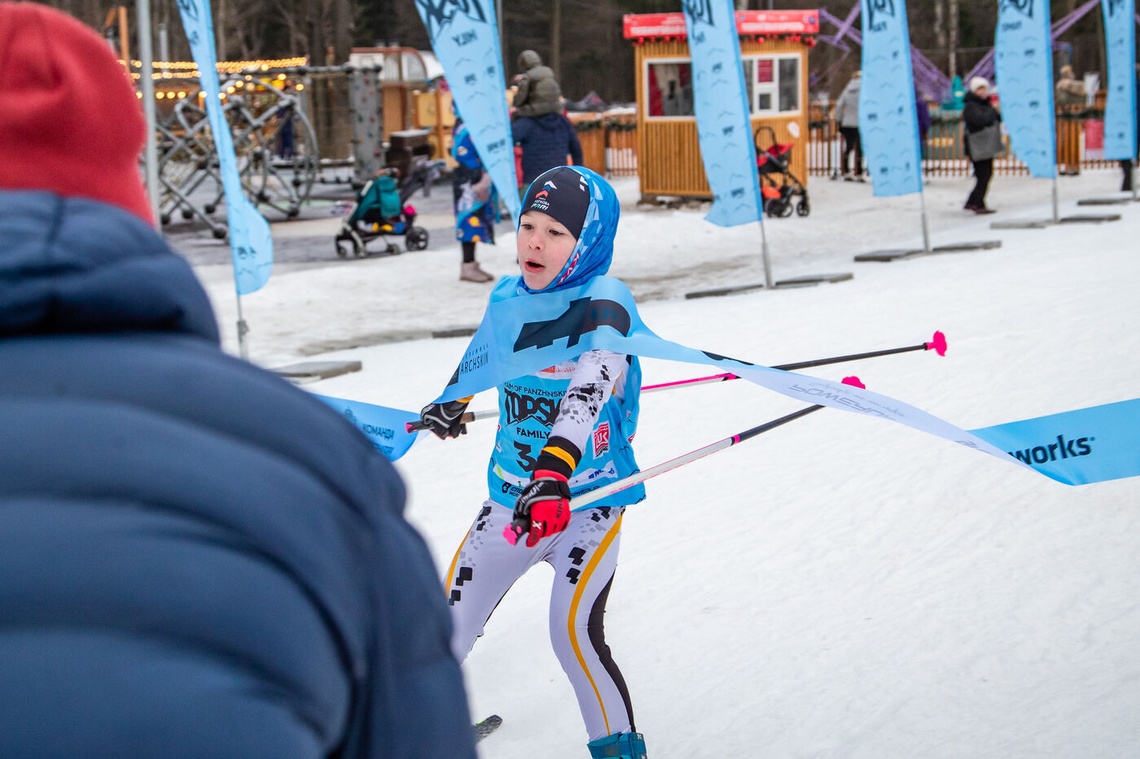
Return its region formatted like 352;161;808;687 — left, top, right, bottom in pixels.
510;165;619;295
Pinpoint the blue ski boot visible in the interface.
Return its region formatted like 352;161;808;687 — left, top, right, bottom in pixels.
587;731;647;759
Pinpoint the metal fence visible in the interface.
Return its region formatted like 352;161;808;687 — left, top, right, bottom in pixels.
806;103;1120;179
571;112;640;178
572;104;1122;181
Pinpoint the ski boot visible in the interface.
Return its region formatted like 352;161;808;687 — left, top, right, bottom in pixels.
587;731;647;758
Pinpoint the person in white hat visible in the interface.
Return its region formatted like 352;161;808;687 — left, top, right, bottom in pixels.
962;77;1001;214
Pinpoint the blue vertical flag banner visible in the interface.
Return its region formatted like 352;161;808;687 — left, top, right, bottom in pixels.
859;0;923;196
175;0;273;295
415;0;520;220
683;0;764;227
994;0;1056;178
1101;0;1138;161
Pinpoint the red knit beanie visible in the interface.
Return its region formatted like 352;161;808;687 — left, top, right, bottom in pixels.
0;2;153;224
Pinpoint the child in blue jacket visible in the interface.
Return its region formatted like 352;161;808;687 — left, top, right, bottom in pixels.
421;166;648;759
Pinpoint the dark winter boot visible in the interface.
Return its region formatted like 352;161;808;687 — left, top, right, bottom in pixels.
587;731;647;758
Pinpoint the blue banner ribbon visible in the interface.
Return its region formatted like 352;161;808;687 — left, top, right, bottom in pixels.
994;0;1057;178
415;0;520;219
1101;0;1138;161
313;394;420;461
971;399;1140;485
859;0;923;196
175;0;273;295
683;1;765;227
325;277;1139;487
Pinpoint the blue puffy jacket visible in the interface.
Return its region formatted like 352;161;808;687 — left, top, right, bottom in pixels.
0;191;475;759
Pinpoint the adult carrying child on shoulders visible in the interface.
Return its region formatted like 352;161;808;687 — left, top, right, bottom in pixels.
512;49;563;117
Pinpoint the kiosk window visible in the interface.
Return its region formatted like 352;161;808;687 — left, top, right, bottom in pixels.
646;62;694;117
645;55;800;117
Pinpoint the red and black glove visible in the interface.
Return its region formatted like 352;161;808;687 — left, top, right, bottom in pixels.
418;396;472;439
503;470;571;547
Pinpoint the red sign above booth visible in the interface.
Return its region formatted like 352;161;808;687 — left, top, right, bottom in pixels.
622;10;820;40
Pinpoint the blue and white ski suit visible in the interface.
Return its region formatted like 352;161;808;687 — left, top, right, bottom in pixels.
444;167;645;743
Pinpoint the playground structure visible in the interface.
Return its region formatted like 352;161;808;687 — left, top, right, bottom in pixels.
154;70;318;237
140;56;408;238
814;0;1113;104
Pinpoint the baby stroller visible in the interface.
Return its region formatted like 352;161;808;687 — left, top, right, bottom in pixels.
334;158;443;258
755;125;810;218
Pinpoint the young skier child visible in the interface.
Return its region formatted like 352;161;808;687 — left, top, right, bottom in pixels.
419;166;649;759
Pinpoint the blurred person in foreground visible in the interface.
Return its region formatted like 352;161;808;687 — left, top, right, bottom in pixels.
0;4;474;757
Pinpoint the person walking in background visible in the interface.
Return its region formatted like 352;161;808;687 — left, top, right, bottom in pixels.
834;71;864;181
512;49;564;118
915;88;932;161
512;109;584;194
419;166;649;759
962;76;1002;215
452;112;498;283
1054;64;1087;176
0;5;475;757
1119;64;1139;193
1055;64;1087;108
276;84;297;159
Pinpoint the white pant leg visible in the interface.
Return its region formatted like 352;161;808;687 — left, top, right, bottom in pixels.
444;502;544;663
547;506;634;742
443;502;635;741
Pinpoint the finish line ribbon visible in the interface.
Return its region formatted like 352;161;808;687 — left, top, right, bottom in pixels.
317;277;1138;486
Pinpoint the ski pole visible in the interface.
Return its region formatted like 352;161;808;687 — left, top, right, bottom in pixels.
407;331;943;433
640;329;946;391
566;375;865;510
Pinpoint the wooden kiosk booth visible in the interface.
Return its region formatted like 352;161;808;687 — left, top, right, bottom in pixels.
623;10;819;204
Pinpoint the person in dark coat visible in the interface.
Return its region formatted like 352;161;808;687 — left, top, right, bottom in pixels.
0;5;475;758
962;76;1002;214
915;88;932;160
1119;64;1139;193
512;112;585;193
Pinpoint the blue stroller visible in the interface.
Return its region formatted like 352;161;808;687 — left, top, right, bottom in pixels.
335;163;436;258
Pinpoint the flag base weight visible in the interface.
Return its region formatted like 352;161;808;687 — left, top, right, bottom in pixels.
1077;196;1134;206
854;240;1000;262
990;214;1120;229
774;271;854;287
684;272;852;299
273;360;362;383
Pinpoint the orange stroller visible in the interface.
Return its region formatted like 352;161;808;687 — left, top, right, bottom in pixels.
755;125;810;218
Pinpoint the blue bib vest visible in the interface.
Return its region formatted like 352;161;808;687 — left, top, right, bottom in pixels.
486;356;644;511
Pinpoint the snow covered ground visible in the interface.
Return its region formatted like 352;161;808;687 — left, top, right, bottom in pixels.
190;168;1139;758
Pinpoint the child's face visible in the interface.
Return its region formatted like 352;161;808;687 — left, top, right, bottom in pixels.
517;211;578;290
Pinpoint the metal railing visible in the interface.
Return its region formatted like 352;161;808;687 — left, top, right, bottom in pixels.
807;103;1121;179
570;112;639;178
570;104;1123;181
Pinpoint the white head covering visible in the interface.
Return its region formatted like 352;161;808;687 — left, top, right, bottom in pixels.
969;77;990;93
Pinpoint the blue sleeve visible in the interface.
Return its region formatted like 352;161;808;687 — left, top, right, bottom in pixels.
452;128;483;170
